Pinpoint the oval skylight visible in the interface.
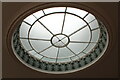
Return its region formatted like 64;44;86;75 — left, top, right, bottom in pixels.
12;7;108;74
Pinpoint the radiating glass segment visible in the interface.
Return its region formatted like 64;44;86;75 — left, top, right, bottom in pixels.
89;20;99;30
42;57;56;63
84;13;96;23
30;40;51;52
41;46;58;58
28;50;43;60
58;47;74;58
40;13;64;34
20;22;30;37
57;58;71;63
66;7;88;18
33;10;44;19
62;13;86;35
77;52;86;58
91;29;100;42
67;43;88;54
29;22;52;39
69;26;90;42
24;15;36;25
83;43;96;53
71;56;79;61
20;39;32;51
44;7;66;14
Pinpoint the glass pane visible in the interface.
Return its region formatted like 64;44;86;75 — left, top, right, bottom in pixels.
33;10;44;19
20;39;32;51
57;58;71;63
28;50;43;60
77;52;86;58
71;56;79;61
42;57;56;63
89;20;99;30
41;46;58;58
83;43;96;53
91;29;100;42
40;13;64;34
67;43;88;54
30;40;51;52
58;47;74;58
67;7;88;18
29;22;52;39
63;14;86;35
84;13;96;23
34;54;43;60
70;26;91;42
28;50;37;55
20;22;30;37
24;15;36;25
44;7;66;14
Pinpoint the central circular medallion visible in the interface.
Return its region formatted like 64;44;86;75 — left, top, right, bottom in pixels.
51;34;70;48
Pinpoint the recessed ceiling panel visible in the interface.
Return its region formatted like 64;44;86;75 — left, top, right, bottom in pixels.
12;6;109;74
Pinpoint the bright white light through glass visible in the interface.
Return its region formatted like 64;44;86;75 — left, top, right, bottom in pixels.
20;7;100;63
